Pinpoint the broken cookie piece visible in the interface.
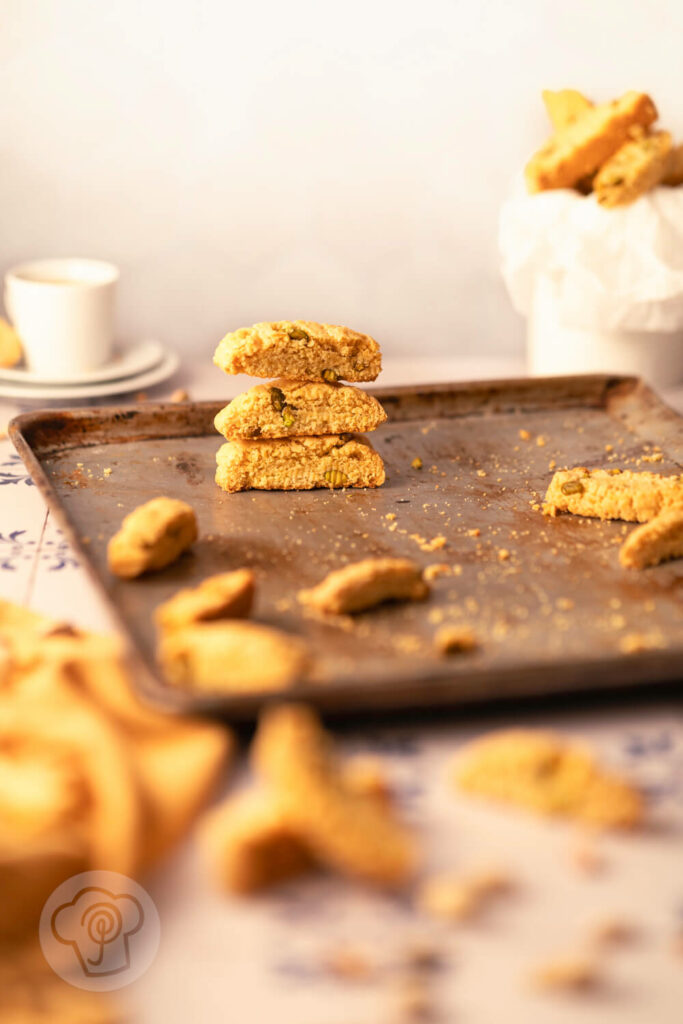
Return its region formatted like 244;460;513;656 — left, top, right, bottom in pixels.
158;621;310;694
299;557;428;615
215;433;385;492
453;729;643;829
107;497;197;579
619;508;683;569
214;378;387;440
154;570;255;630
252;704;418;887
543;468;683;523
213;320;382;382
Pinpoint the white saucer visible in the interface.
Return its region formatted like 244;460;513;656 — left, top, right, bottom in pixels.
0;350;180;401
0;338;165;386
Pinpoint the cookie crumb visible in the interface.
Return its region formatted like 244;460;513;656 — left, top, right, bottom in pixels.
519;428;531;441
411;457;423;470
531;954;601;992
323;945;374;981
170;388;189;402
435;626;477;655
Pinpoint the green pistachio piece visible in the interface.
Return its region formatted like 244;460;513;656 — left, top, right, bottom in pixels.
288;326;310;341
324;468;350;488
270;386;285;412
560;479;585;496
321;368;339;383
281;407;295;428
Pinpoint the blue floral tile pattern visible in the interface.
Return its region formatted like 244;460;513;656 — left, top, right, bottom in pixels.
0;452;34;487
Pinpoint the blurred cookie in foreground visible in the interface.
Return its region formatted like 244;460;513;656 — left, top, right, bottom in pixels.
213;320;381;382
252;704;417;886
215;434;385;492
0;317;23;368
154;569;255;631
158;620;311;693
452;729;643;828
107;497;197;578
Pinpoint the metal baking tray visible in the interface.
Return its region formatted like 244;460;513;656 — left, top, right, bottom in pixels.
9;374;683;719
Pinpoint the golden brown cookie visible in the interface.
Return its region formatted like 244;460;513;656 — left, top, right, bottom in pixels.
542;89;593;131
543;468;683;522
158;620;311;693
215;433;385;492
619;508;683;569
214;320;381;382
299;557;428;615
594;130;672;207
214;378;387;440
525;91;658;193
252;704;418;887
453;729;643;828
0;317;23;369
107;497;198;578
154;570;255;630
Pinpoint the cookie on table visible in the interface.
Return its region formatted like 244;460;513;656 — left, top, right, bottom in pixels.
215;434;385;492
0;317;22;368
542;88;593;131
619;507;683;569
453;729;643;829
525;91;658;193
158;620;311;693
542;468;683;523
299;557;428;615
155;569;255;631
594;130;672;207
252;704;418;887
213;320;381;383
107;497;197;579
214;378;387;440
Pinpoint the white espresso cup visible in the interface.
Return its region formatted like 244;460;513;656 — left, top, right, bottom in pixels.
3;258;119;377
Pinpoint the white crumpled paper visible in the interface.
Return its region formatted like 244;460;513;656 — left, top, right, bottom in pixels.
499;183;683;332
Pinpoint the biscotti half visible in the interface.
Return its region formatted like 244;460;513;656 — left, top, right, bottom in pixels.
215;433;385;492
214;378;387;440
213;320;381;383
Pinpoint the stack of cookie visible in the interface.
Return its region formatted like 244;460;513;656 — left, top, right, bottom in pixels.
212;321;388;492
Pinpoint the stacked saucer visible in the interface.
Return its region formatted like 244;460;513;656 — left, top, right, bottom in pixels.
212;320;387;492
0;339;179;402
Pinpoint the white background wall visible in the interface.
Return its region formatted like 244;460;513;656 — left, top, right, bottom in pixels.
2;0;682;363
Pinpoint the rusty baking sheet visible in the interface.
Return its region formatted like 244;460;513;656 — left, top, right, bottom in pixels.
9;374;683;719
